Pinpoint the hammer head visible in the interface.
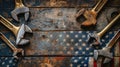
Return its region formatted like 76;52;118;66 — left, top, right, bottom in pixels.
16;24;32;45
87;33;101;46
11;7;29;21
94;47;113;63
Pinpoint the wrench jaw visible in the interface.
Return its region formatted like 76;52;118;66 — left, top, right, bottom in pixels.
87;33;101;46
25;25;32;33
16;24;31;45
81;10;97;27
13;48;24;59
94;48;113;64
11;7;29;21
76;9;97;28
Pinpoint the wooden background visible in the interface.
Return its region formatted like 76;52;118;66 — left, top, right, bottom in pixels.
0;0;120;67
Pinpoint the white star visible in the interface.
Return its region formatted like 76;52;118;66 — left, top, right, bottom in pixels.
74;59;78;63
75;51;79;54
75;43;78;46
66;35;70;38
70;31;74;33
84;64;87;67
82;35;86;38
109;32;113;34
2;62;5;65
71;39;74;42
78;57;82;59
78;39;82;42
66;43;70;46
105;35;109;38
77;65;80;67
86;48;89;50
82;43;86;46
59;34;62;37
75;35;78;38
6;65;9;67
9;60;12;63
78;47;82;50
78;31;82;33
82;51;85;54
63;39;66;42
5;57;8;60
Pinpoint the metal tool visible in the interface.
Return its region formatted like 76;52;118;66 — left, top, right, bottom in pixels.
11;0;29;21
0;15;32;45
87;13;120;46
11;0;32;46
76;0;108;27
94;29;120;63
0;32;24;59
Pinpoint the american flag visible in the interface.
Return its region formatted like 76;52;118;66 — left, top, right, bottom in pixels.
0;31;120;67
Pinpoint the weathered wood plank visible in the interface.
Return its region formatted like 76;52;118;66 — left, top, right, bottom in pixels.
24;0;120;7
0;31;114;56
18;57;71;67
28;7;120;31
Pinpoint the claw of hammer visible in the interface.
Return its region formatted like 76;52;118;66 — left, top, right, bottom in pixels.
11;7;29;21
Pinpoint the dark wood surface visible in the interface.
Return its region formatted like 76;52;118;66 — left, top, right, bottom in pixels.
0;0;120;67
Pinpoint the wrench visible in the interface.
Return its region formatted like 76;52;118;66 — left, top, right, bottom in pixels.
0;15;32;45
87;13;120;46
76;0;108;27
11;0;29;21
0;32;24;59
11;0;33;46
94;29;120;64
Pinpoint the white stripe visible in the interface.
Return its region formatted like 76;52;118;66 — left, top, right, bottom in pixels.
88;57;94;67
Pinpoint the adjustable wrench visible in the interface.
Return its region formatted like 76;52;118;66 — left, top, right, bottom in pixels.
87;13;120;46
76;0;108;27
0;15;32;45
0;32;24;59
11;0;29;21
94;29;120;64
11;0;32;46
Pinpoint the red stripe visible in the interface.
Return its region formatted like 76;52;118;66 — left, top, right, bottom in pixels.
119;40;120;66
94;60;97;67
112;58;114;67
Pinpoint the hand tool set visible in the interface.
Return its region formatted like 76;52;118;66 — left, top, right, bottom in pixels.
0;0;32;59
0;0;120;66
